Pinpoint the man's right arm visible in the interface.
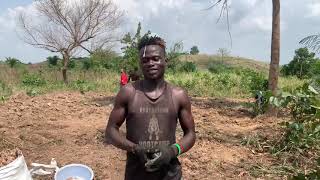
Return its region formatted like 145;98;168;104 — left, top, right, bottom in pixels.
105;85;136;152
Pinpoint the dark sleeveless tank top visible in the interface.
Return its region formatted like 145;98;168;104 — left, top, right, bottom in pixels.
124;80;182;180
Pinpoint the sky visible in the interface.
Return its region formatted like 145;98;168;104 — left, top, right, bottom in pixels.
0;0;319;64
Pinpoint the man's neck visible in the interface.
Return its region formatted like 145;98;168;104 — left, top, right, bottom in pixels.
142;77;165;92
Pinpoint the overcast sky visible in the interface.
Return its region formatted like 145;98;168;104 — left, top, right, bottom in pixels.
0;0;319;64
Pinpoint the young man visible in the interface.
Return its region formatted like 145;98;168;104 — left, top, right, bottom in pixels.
106;35;196;180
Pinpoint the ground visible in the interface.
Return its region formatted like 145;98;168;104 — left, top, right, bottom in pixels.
0;91;285;179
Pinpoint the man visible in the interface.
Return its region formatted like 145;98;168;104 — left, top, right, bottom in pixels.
120;68;129;86
106;35;196;180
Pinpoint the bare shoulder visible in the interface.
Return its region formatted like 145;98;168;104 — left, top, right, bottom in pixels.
115;82;136;104
169;83;190;104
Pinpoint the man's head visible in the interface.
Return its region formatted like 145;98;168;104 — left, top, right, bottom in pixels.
138;35;166;80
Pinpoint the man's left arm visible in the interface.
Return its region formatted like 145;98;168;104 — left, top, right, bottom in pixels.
175;89;196;155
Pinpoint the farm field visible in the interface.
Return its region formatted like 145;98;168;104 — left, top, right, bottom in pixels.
0;91;284;179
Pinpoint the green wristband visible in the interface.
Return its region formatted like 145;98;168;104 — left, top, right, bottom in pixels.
173;143;181;156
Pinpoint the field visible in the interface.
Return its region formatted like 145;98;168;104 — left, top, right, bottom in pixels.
0;55;315;179
0;91;286;179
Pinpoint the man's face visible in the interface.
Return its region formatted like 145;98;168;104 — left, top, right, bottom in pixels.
139;45;166;80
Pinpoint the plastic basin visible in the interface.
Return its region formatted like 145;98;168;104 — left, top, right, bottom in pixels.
54;164;94;180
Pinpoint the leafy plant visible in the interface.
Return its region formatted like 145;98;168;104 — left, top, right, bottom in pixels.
70;80;96;94
26;88;40;97
22;73;46;87
268;77;320;173
179;61;197;72
0;80;12;102
5;57;21;68
292;158;320;180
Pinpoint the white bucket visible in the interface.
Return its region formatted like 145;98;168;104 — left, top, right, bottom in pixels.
0;155;32;180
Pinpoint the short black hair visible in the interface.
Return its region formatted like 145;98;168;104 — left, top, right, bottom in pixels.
138;34;166;53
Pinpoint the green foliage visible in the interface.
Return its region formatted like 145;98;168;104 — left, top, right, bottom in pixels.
26;88;41;97
22;73;46;87
252;90;273;115
67;59;76;69
0;80;12;102
208;62;233;74
89;49;119;71
5;57;21;68
82;59;92;70
167;41;184;71
121;22;149;73
190;46;199;55
179;61;197;72
292;158;320;180
47;56;59;67
281;48;319;79
70;80;96;94
269;77;320;169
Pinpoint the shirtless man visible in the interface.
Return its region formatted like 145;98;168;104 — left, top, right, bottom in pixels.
106;35;196;180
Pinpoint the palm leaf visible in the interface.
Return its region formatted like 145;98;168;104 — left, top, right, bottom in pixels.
299;34;320;53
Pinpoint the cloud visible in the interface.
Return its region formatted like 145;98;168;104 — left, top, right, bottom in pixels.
0;0;317;64
307;1;320;17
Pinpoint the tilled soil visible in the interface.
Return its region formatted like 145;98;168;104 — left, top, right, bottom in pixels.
0;92;284;179
0;149;18;167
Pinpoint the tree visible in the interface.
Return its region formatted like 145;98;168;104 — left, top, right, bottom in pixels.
47;55;59;67
190;46;199;55
281;48;318;78
121;22;150;73
18;0;122;83
268;0;280;97
5;57;21;68
211;0;280;115
217;48;229;62
167;41;184;71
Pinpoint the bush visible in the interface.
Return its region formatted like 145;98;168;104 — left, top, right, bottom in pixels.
22;73;46;86
179;61;197;72
269;77;320;168
26;88;41;97
208;62;233;74
70;80;96;94
0;80;12;102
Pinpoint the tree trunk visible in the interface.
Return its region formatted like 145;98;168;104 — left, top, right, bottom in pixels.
267;0;280;115
62;52;70;84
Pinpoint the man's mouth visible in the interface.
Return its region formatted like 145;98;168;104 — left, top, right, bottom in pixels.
147;69;158;73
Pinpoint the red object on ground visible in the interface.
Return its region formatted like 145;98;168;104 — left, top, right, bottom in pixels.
120;72;128;86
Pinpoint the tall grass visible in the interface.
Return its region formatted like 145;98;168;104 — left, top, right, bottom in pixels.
0;63;306;98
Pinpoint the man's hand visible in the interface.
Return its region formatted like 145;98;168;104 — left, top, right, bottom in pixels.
145;145;176;170
133;145;149;163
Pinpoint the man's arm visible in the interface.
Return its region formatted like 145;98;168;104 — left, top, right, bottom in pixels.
105;85;136;152
175;89;196;155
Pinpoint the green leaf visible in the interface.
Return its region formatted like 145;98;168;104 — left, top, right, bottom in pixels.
281;92;292;98
314;125;320;133
309;85;319;94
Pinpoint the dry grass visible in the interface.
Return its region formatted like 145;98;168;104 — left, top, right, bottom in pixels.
180;54;269;74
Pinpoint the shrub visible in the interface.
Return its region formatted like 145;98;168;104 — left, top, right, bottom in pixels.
70;80;96;94
208;62;233;74
22;73;46;86
0;80;12;102
179;61;197;72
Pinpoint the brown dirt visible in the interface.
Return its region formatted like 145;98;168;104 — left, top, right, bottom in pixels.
0;92;285;179
0;149;19;167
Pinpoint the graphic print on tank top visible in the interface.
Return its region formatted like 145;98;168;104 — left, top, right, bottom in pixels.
126;81;178;152
148;114;160;141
